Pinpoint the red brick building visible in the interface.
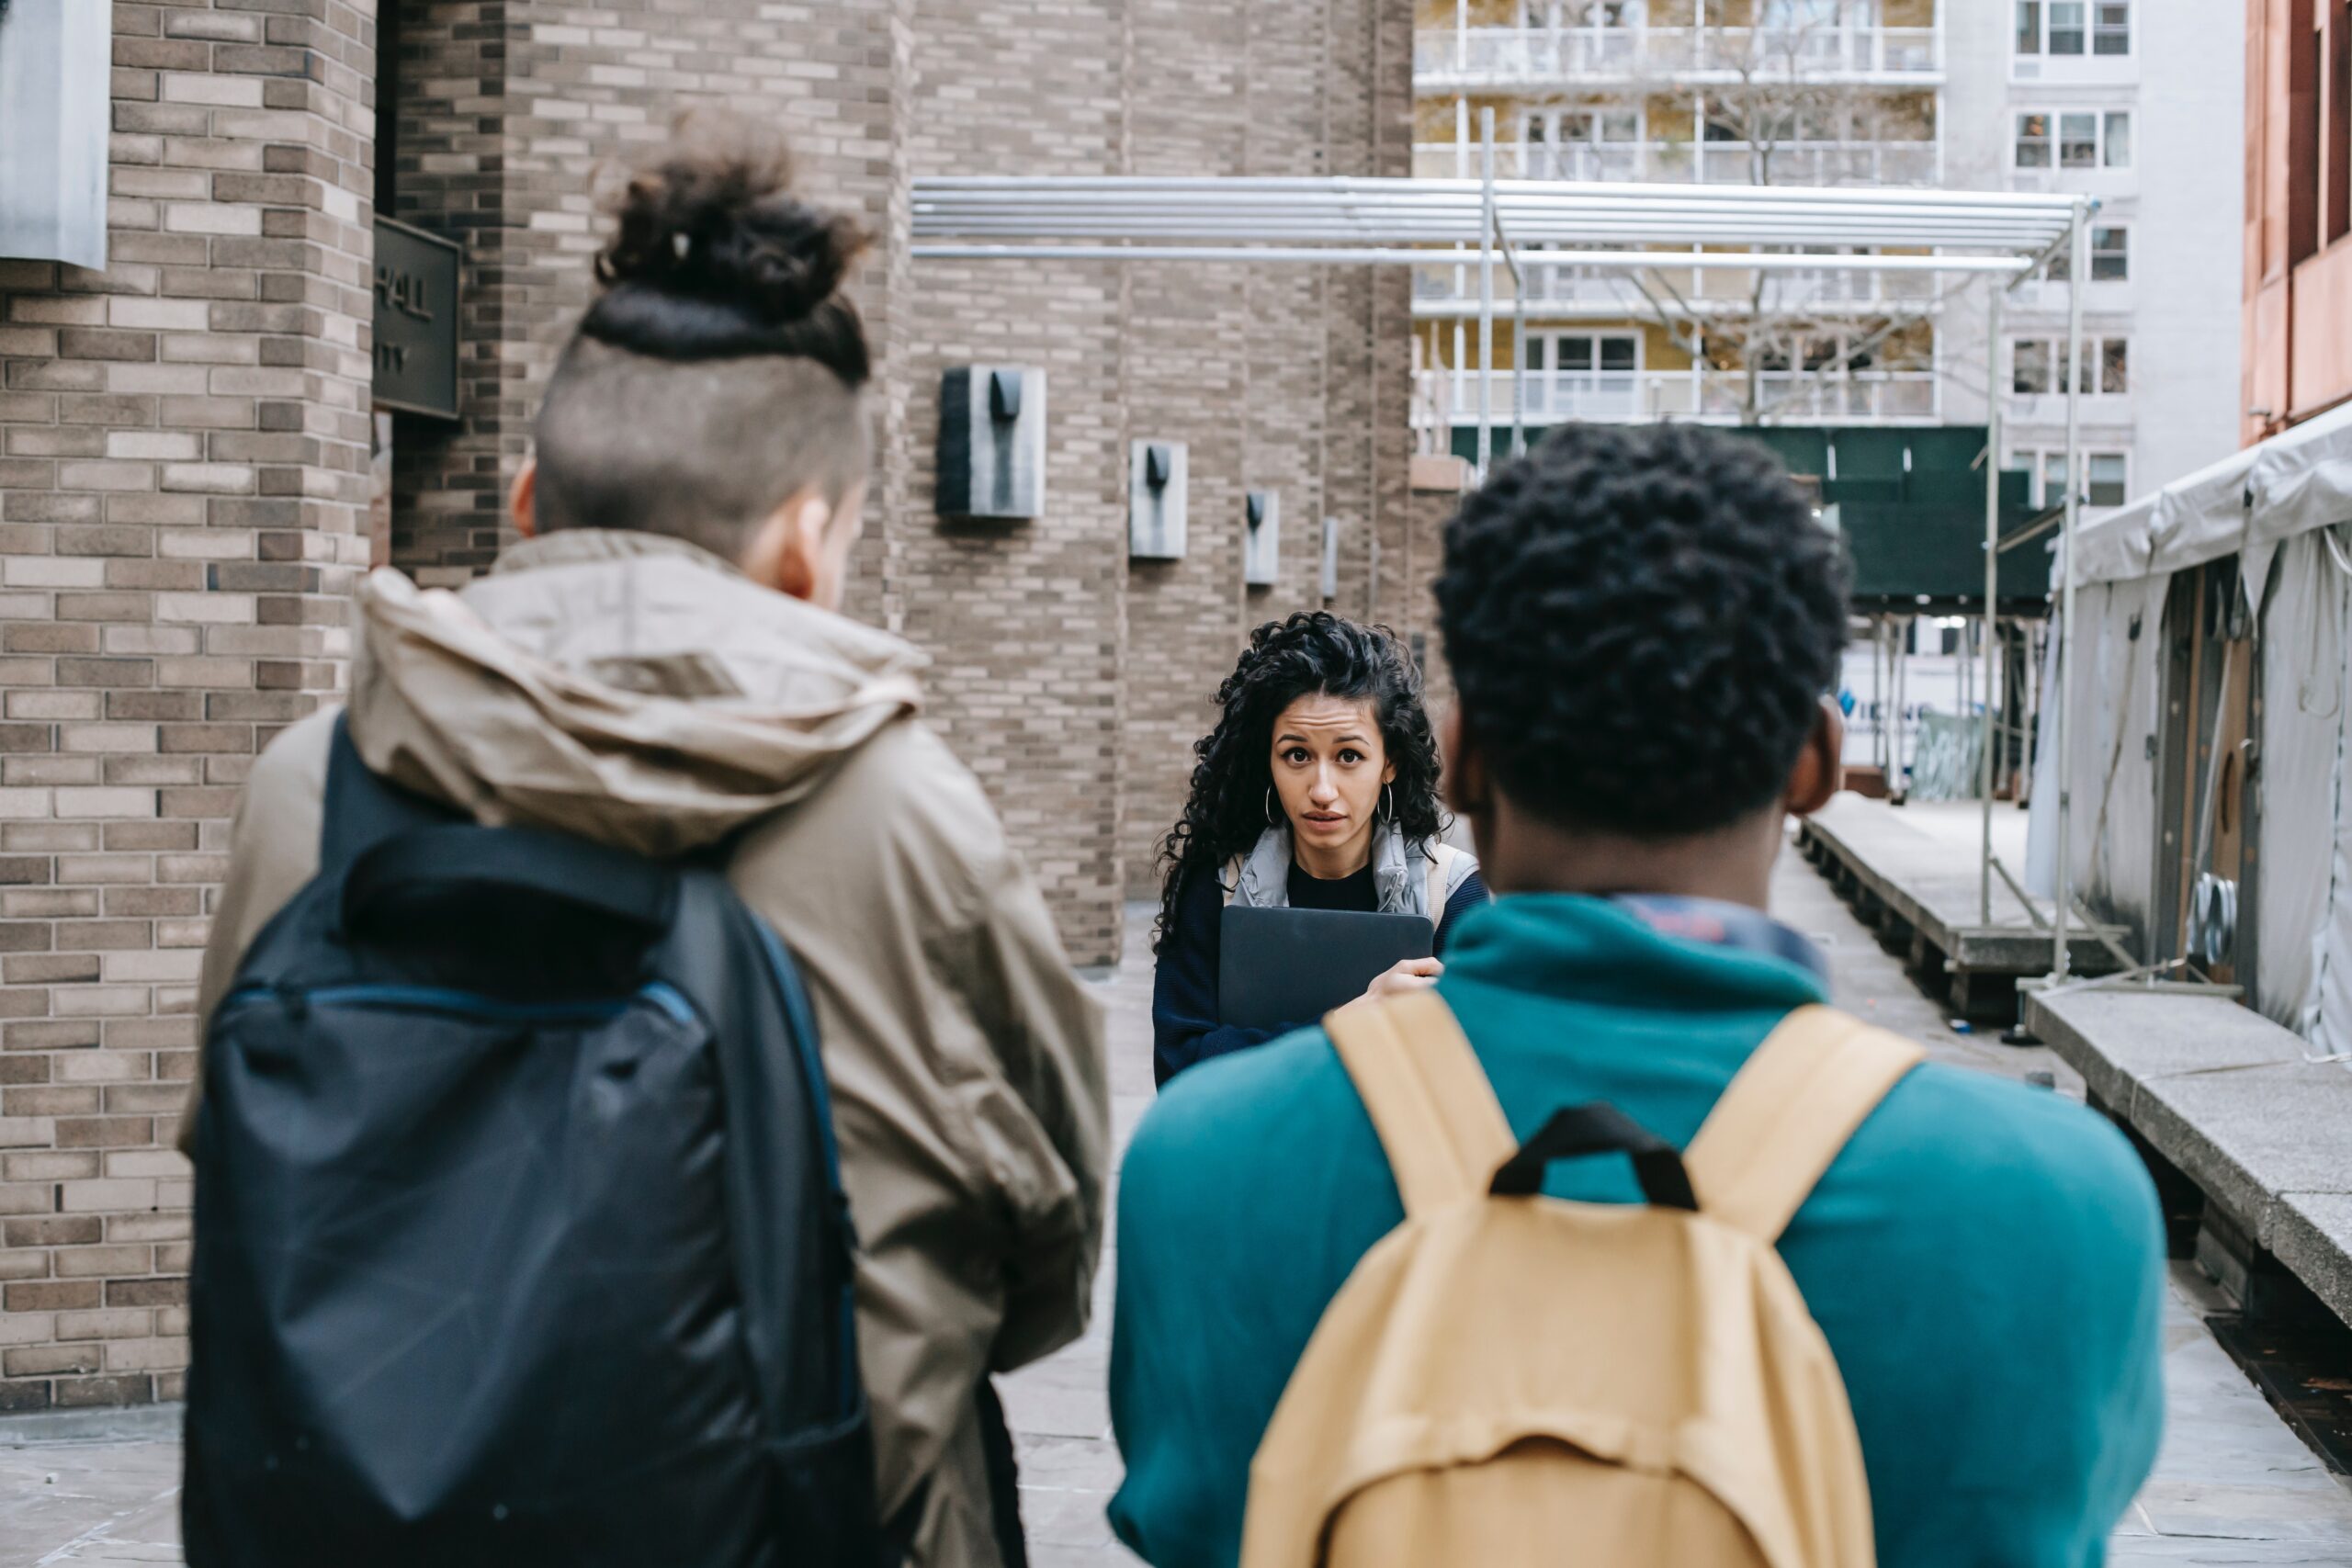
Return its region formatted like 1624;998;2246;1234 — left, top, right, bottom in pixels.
2246;0;2352;440
0;0;1420;1413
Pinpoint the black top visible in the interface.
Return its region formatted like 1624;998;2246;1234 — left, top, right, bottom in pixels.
1285;861;1375;913
1151;856;1491;1088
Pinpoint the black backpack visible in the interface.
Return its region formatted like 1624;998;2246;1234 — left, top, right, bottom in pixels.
185;718;884;1567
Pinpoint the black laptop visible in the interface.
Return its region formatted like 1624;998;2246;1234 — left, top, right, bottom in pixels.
1217;905;1434;1032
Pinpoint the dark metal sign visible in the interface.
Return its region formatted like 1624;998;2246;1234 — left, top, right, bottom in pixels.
372;219;460;420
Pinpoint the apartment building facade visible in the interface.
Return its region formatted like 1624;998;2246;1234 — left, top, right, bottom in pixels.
1412;0;1947;441
2245;0;2352;442
0;0;1415;1412
1410;0;2243;515
1947;1;2242;510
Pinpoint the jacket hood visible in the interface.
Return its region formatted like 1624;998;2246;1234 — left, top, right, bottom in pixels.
347;530;925;857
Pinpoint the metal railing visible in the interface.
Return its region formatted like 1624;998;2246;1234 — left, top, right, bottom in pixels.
1415;367;1941;427
1413;25;1941;84
1412;257;1942;310
1409;140;1937;187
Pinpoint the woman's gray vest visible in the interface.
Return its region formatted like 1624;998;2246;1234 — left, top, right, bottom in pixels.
1221;823;1477;923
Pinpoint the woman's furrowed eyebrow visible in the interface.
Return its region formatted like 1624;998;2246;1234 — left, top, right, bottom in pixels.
1275;730;1367;747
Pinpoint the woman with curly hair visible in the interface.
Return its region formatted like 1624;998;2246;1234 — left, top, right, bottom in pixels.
1150;612;1488;1085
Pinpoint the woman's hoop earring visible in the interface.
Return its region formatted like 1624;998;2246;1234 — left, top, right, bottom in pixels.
1382;784;1396;824
1266;786;1280;828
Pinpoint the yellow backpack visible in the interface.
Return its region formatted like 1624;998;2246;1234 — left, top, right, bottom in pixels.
1240;991;1922;1568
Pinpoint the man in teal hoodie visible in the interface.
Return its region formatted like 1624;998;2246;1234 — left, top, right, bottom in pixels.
1108;423;2165;1567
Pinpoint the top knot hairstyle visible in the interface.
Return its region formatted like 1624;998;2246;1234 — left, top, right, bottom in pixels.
1435;423;1849;838
1154;613;1445;951
584;118;871;382
532;114;875;559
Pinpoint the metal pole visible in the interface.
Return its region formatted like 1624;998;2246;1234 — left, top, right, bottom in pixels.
1894;615;1909;800
1981;282;2002;925
2052;197;2087;979
1478;107;1497;479
1512;277;1528;455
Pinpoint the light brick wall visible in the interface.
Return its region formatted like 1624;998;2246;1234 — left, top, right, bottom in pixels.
1116;0;1252;903
0;0;374;1414
890;0;1136;967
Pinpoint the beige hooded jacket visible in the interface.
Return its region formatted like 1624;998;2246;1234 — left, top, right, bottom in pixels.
187;530;1110;1568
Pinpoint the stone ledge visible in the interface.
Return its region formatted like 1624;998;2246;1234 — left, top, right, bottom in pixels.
2024;987;2352;1330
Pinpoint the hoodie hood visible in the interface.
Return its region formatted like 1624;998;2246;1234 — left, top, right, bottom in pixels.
348;530;925;858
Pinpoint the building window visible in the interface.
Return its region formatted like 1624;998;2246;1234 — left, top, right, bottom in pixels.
2095;1;2132;54
1521;108;1643;177
2015;108;2131;168
2018;0;2128;55
2092;223;2129;278
1523;0;1642;25
2011;335;2129;394
1530;333;1640;378
2040;223;2130;282
2020;448;2132;507
2088;452;2130;504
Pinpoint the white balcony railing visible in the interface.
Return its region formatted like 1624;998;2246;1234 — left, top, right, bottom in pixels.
1412;259;1941;312
1409;140;1938;188
1416;368;1941;428
1413;25;1941;85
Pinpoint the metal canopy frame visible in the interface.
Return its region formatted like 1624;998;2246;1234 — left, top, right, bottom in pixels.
912;141;2094;982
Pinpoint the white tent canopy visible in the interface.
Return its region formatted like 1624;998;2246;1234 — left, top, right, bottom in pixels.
2067;400;2352;596
2035;401;2352;1047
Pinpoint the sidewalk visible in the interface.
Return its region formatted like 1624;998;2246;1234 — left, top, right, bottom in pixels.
7;852;2350;1565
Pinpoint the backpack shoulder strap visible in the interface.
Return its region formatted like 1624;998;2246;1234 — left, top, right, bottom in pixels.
1422;841;1461;925
1684;1005;1924;1244
1324;990;1515;1219
1220;852;1246;906
320;712;457;877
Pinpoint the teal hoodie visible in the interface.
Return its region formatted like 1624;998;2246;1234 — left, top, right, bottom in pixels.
1109;895;2165;1568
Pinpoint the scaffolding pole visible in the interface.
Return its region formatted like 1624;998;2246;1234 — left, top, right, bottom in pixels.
1477;108;1496;479
2052;198;2088;979
1981;282;2002;926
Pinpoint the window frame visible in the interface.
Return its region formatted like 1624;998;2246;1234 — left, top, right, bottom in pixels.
1527;331;1643;381
2039;222;2131;283
2013;107;2132;169
2017;0;2130;57
2009;334;2130;396
2016;446;2132;508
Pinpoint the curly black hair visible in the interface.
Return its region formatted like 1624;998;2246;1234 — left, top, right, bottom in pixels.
1435;423;1849;837
1155;613;1444;952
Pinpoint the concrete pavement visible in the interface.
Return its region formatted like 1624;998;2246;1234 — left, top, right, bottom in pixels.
7;841;2349;1564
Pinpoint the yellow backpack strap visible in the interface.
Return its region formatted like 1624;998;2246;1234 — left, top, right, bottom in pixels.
1423;841;1459;925
1325;991;1516;1219
1684;1005;1924;1244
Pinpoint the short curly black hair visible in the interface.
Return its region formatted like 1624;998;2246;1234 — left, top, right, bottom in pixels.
1154;613;1444;952
1436;423;1848;837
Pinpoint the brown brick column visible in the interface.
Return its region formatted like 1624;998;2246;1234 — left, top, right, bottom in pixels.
0;0;374;1413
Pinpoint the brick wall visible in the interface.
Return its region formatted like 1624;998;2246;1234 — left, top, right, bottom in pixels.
0;0;1413;1407
387;1;911;584
0;0;375;1413
889;0;1136;966
1116;0;1252;901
